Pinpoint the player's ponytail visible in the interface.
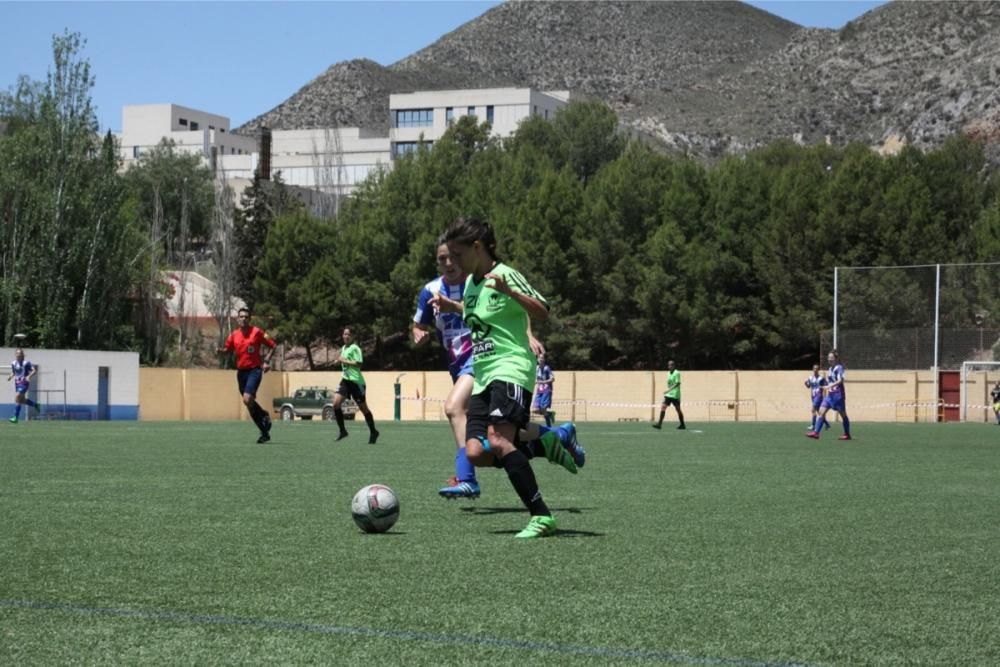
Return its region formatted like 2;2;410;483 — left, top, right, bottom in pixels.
444;217;500;262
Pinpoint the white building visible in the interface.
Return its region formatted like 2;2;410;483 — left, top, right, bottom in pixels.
117;104;256;166
117;88;572;197
389;88;571;158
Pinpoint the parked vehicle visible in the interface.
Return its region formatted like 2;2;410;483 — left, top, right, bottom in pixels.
272;386;357;421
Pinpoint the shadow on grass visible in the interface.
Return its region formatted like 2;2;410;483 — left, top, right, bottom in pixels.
490;528;604;537
459;506;595;515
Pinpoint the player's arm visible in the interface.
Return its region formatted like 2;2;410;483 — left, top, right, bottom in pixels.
526;319;545;357
486;271;549;322
26;364;37;381
339;347;363;367
412;323;433;346
261;334;276;371
413;287;438;344
428;291;463;314
216;333;234;355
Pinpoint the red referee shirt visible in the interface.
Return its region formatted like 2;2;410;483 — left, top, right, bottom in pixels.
224;326;276;370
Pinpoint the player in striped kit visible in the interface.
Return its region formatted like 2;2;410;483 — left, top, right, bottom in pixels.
807;350;851;441
7;348;39;423
804;364;829;433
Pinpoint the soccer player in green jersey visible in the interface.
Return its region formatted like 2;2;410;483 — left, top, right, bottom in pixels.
652;359;686;430
332;326;379;444
440;216;563;538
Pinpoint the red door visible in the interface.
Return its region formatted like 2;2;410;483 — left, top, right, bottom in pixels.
939;370;960;422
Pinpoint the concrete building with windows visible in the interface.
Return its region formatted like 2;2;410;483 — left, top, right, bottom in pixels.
389;88;571;158
116;87;572;198
117;104;256;166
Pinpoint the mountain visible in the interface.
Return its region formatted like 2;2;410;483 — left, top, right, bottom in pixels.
237;0;1000;159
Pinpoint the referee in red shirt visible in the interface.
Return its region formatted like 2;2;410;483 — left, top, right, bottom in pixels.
218;307;277;443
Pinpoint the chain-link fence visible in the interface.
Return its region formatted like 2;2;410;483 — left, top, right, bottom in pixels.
821;262;1000;370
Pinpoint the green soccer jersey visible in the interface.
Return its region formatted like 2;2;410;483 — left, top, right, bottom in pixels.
340;343;364;385
463;263;548;394
665;369;681;400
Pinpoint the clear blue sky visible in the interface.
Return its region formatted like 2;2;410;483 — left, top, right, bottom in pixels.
1;1;887;133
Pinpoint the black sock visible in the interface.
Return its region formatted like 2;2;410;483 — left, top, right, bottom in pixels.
248;403;265;429
658;410;665;425
334;408;346;433
364;411;377;435
500;449;549;516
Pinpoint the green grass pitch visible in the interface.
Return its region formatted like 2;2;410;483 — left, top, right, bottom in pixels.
2;420;999;666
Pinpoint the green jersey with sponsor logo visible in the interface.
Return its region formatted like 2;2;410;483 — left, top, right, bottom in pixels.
665;369;681;400
340;343;365;385
463;263;548;394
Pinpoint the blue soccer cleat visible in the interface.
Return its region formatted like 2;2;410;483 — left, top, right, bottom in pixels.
559;422;586;469
438;479;481;499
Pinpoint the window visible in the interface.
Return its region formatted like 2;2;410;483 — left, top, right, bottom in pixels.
533;105;538;116
132;145;140;158
220;128;226;133
446;107;454;125
545;109;549;120
178;118;188;126
190;121;199;130
393;108;433;128
209;125;215;130
486;105;494;124
392;141;431;157
467;106;476;116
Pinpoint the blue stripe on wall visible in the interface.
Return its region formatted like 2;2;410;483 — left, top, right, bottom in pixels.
0;404;139;421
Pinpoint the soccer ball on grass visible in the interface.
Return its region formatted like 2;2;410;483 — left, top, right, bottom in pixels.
351;484;400;533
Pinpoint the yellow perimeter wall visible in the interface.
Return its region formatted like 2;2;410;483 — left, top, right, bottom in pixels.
139;369;962;422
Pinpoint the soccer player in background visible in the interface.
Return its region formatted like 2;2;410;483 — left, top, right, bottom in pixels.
532;352;555;426
7;348;39;423
652;359;686;430
417;238;584;500
808;349;851;440
332;326;379;444
990;380;1000;425
805;364;830;432
412;239;480;497
217;308;276;443
438;216;570;537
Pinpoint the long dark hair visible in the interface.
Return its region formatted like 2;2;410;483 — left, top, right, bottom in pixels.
444;217;499;262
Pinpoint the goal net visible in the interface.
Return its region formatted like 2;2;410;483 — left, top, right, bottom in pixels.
960;361;1000;423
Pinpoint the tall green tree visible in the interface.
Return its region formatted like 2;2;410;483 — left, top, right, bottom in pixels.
0;31;144;350
234;172;302;308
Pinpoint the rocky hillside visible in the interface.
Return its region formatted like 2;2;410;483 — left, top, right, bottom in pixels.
238;0;1000;159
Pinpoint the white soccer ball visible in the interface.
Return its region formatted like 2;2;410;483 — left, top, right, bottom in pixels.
351;484;400;533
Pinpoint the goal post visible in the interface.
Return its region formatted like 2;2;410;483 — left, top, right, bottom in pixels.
960;361;1000;423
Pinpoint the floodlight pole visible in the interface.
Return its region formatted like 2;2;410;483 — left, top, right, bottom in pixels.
933;263;941;420
832;267;839;352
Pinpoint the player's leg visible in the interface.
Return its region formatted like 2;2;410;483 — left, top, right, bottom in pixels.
837;405;852;440
22;386;37;412
353;384;378;444
11;391;24;422
240;369;269;443
652;399;666;429
477;383;556;538
521;420;584;470
807;405;828;439
674;400;686;429
357;399;379;444
439;374;479;498
332;386;350;440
